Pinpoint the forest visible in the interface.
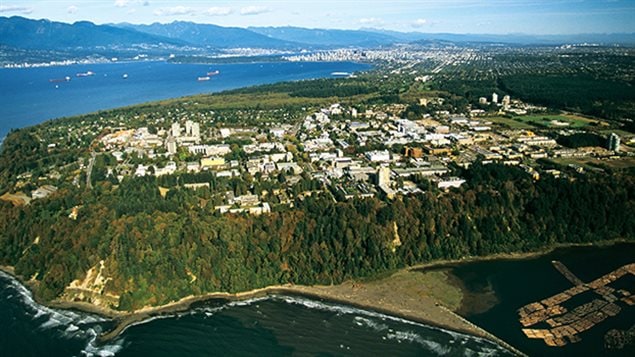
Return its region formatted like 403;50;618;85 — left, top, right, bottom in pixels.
0;162;632;310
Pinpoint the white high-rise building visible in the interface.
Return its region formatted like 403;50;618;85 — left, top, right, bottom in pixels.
171;123;181;137
191;122;200;138
502;95;511;105
492;92;499;104
185;120;193;135
166;137;177;154
608;133;621;152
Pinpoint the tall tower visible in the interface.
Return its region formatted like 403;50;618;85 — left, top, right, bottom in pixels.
191;122;200;138
171;122;181;137
185;120;193;135
608;133;621;152
492;92;499;104
166;137;177;155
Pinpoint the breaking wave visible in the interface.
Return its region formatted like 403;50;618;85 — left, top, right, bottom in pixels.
0;270;123;357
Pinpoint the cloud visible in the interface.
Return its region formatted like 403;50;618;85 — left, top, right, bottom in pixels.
67;5;78;14
359;17;383;25
115;0;148;7
153;6;196;16
412;18;428;28
205;7;232;16
240;6;269;15
0;5;33;14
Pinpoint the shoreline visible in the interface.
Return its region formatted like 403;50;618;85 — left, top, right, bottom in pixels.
406;238;633;273
2;240;632;354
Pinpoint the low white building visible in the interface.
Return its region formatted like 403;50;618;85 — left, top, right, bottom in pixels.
365;150;391;162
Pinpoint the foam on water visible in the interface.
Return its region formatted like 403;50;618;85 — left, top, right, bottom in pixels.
273;295;510;355
80;327;125;357
353;316;389;332
386;330;453;355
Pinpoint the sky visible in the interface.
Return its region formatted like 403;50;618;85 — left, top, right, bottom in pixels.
0;0;634;34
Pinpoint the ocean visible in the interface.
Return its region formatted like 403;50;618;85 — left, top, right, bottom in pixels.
0;60;370;140
0;271;510;356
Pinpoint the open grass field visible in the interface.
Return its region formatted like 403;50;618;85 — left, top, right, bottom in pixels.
549;156;635;170
486;116;535;129
487;114;605;129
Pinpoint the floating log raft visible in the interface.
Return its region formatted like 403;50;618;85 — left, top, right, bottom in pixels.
517;262;635;347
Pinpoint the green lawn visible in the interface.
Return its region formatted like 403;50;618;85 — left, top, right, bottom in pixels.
486;116;534;129
487;114;602;129
550;157;635;170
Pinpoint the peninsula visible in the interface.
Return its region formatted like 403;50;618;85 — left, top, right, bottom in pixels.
1;44;634;354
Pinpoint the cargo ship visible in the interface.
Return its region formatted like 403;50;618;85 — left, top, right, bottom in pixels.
76;71;95;77
49;76;71;83
197;76;211;81
206;70;220;76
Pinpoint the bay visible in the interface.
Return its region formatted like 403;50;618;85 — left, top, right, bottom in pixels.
439;243;635;356
0;60;370;140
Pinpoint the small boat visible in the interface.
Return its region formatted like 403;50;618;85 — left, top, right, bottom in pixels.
198;76;211;81
207;70;220;76
122;74;128;79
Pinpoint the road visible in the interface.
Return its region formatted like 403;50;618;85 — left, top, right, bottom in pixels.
86;152;96;189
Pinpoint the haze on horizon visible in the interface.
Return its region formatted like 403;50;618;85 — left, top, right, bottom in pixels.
0;0;633;35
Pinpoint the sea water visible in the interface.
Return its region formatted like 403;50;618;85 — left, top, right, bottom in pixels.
0;61;370;140
0;271;511;356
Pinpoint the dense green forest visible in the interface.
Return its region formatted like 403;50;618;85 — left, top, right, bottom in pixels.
1;162;632;310
499;75;635;120
556;133;607;148
434;74;635;122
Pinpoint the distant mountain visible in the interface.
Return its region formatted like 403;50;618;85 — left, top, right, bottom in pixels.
249;26;399;47
2;16;633;65
0;16;183;51
365;28;635;46
118;21;303;49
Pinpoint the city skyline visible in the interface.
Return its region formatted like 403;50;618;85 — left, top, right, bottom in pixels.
0;0;634;35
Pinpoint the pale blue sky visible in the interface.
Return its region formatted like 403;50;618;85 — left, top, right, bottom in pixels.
0;0;633;34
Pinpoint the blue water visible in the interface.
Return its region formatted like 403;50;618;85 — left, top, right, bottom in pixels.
0;61;370;139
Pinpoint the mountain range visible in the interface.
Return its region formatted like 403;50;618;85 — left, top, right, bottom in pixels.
1;16;634;64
